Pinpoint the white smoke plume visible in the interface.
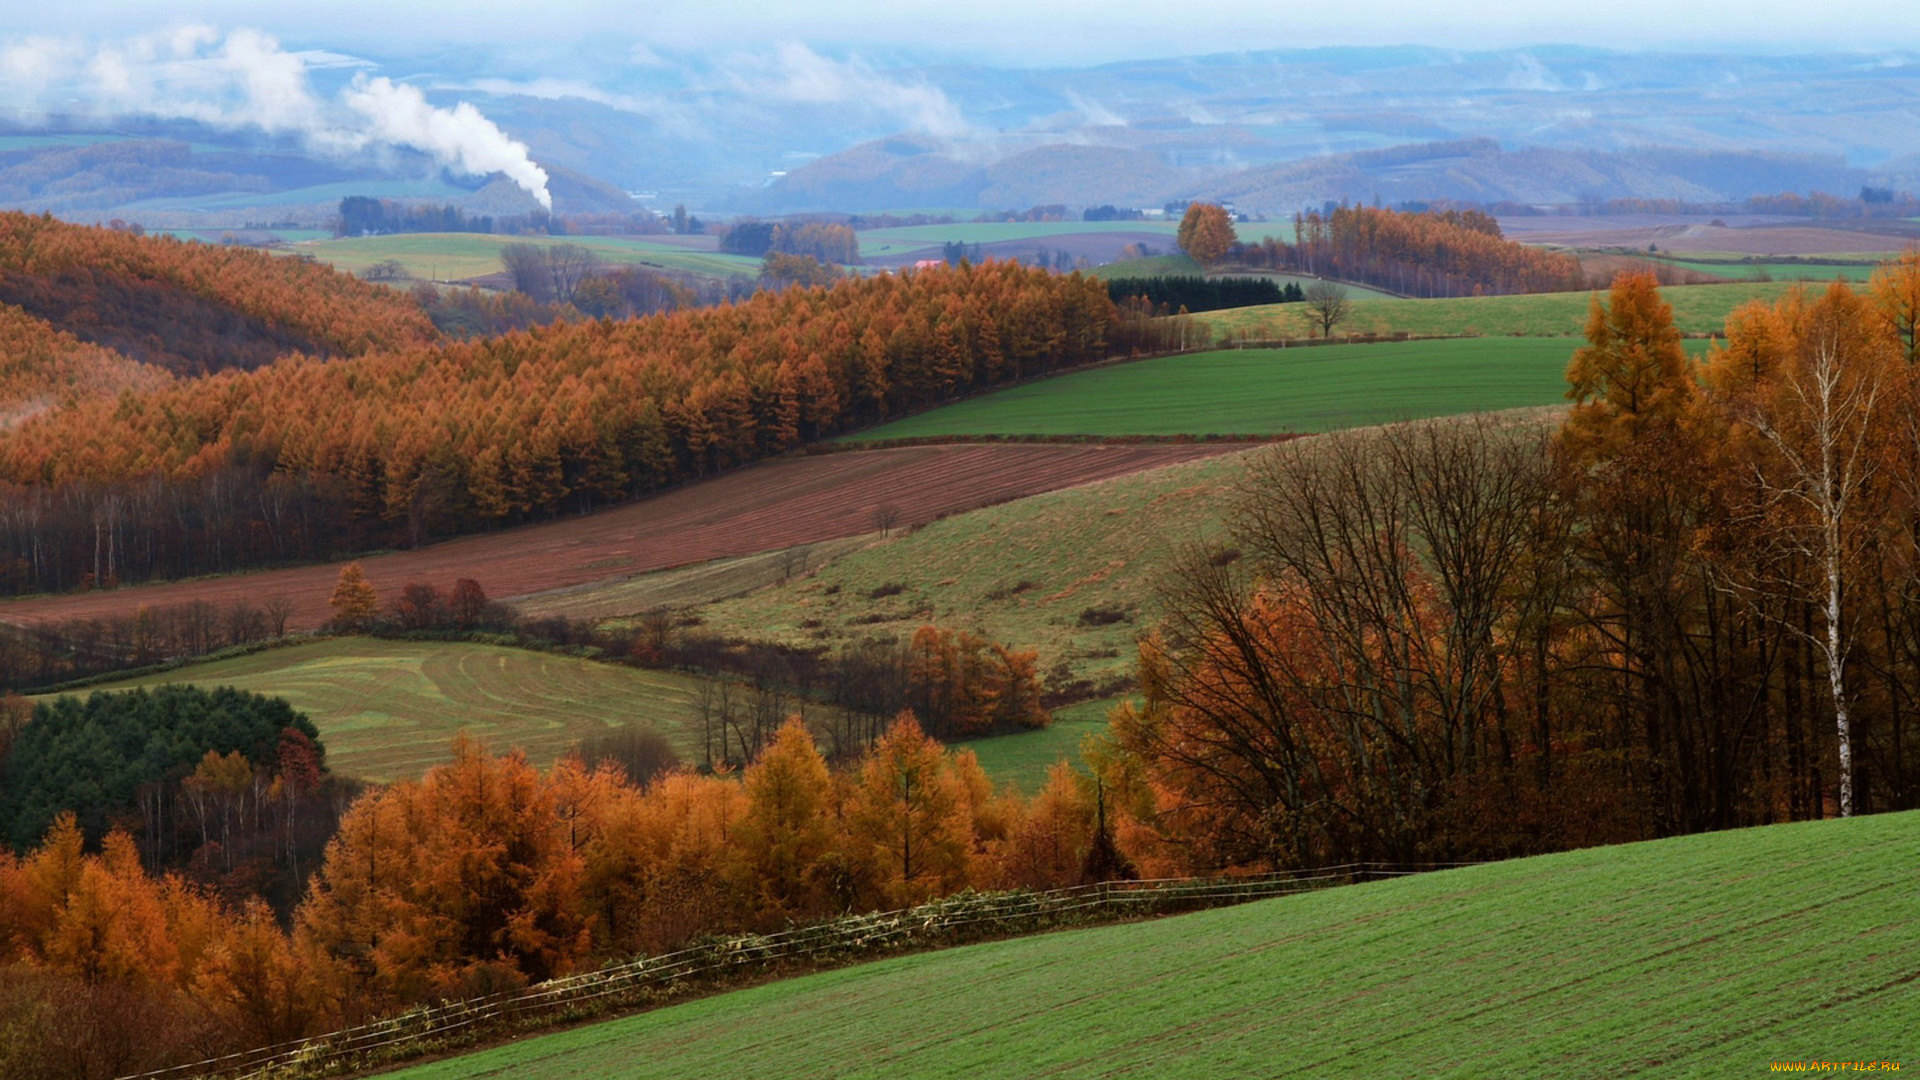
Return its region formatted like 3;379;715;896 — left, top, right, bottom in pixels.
341;78;550;209
0;27;551;209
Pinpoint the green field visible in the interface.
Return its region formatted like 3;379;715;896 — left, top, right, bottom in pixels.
1088;254;1202;279
963;697;1117;793
860;222;1182;249
381;810;1920;1079
1650;257;1885;283
689;451;1260;690
1199;281;1803;340
294;233;763;282
123;179;479;212
843;338;1691;441
58;639;713;782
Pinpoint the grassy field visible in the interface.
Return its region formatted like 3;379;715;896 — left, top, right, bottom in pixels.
56;639;714;782
513;535;884;622
47;634;1101;792
380;809;1920;1079
860;222;1182;248
124;179;478;212
963;697;1118;793
841;338;1697;441
1199;281;1803;340
1648;257;1884;283
294;233;762;281
689;450;1261;689
1089;254;1202;279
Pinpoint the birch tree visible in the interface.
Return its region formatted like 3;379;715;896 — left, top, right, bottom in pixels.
1729;287;1898;817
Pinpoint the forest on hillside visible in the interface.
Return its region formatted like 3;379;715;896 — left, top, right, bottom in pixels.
0;256;1117;594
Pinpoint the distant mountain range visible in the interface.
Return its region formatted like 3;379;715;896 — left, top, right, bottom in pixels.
3;45;1917;222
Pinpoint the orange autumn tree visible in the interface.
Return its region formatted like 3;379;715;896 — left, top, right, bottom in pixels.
845;713;974;907
728;717;838;919
296;738;593;1007
906;625;1050;737
328;562;379;631
1176;203;1235;266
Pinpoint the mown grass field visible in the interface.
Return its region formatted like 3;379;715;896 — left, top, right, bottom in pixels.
57;639;712;782
294;233;762;281
1198;280;1803;340
842;338;1698;441
380;810;1920;1080
690;450;1262;689
50;634;1103;793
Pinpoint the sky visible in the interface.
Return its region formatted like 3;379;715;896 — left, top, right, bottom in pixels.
11;0;1920;67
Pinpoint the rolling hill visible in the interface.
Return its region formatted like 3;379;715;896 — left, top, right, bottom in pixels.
376;809;1920;1079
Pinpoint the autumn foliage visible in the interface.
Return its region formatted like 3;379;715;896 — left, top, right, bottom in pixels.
0;211;435;371
0;714;1119;1073
1233;205;1585;297
0;260;1112;594
1100;268;1920;878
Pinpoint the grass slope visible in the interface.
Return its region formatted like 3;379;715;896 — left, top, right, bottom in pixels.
843;338;1700;440
57;639;711;782
382;810;1920;1079
690;450;1261;689
1199;281;1803;340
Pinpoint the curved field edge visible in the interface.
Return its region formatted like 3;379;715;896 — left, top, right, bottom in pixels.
671;447;1272;689
380;811;1920;1080
838;338;1657;441
46;638;714;782
0;443;1232;633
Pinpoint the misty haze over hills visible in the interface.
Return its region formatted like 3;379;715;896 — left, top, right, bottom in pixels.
4;35;1919;221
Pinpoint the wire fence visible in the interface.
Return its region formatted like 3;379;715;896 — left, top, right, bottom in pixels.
119;861;1479;1080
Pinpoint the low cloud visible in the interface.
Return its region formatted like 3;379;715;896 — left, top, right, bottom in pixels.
743;43;971;139
0;27;550;208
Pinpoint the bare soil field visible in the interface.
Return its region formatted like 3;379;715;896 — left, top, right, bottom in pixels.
0;444;1236;632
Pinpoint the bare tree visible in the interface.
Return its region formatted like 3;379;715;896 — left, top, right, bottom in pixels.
778;545;809;583
499;243;554;302
263;595;295;638
545;243;600;306
1303;280;1352;338
873;503;901;539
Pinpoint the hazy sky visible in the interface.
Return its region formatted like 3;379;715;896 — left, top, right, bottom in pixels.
14;0;1920;66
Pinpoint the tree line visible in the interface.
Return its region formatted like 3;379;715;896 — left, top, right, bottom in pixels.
1105;275;1300;313
0;714;1124;1078
0;262;1113;595
1096;268;1920;878
719;222;860;264
1231;205;1586;298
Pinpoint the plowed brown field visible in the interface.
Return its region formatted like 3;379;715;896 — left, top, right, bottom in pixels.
0;443;1239;632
